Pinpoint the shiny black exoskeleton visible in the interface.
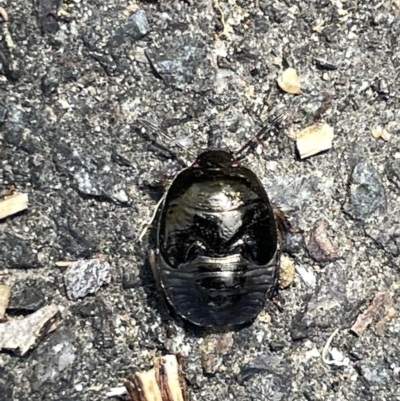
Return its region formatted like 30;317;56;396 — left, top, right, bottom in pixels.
151;149;279;328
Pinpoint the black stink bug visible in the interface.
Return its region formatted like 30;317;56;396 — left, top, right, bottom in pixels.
145;124;281;328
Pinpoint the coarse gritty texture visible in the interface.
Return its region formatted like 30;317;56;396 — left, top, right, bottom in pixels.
0;1;400;400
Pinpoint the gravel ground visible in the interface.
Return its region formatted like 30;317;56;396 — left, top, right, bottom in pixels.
1;0;400;400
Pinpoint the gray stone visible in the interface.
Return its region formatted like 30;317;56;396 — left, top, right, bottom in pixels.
344;161;386;220
110;10;150;47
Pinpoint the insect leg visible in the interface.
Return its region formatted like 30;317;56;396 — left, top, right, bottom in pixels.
138;193;167;243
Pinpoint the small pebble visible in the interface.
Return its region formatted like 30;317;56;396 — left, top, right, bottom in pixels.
277;68;301;94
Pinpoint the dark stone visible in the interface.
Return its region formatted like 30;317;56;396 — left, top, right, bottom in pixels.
387;160;400;190
284;231;305;255
355;360;390;385
259;3;285;23
41;72;59;96
38;0;61;34
8;280;46;313
30;156;60;189
343;160;386;220
53;141;128;203
122;269;139;289
120;222;135;240
290;314;313;341
314;58;338;71
269;340;286;352
322;26;338;43
0;48;21;82
254;18;269;34
73;299;115;349
0;103;7;124
0;232;42;269
28;326;76;392
236;354;289;385
303;391;317;401
57;221;98;259
3;107;25;147
290;266;363;340
5;120;23;147
75;302;97;318
250;68;260;77
145;35;204;89
21;137;38;154
109;10;150;47
0;367;14;401
89;299;115;349
111;150;132;167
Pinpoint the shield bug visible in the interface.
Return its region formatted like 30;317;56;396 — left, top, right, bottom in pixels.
145;124;281;328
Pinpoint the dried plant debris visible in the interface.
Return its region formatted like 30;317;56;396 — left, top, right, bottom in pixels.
295;123;334;159
343;160;386;220
0;284;11;319
371;126;391;141
321;329;350;367
306;219;339;263
351;290;395;336
64;259;112;300
0;193;28;220
0;304;60;355
279;255;295;289
55;261;74;268
277;68;301;94
200;333;234;375
124;355;188;401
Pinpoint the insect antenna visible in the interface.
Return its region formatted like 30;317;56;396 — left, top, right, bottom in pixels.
137;118;194;166
234;125;269;159
234;114;283;160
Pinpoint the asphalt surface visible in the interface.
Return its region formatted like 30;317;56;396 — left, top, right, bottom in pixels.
1;1;400;400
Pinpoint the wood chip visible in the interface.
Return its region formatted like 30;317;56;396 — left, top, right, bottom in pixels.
0;304;60;355
279;255;295;289
351;290;394;336
0;193;29;220
125;355;188;401
55;261;74;267
0;7;8;22
277;68;301;94
0;285;11;319
295;123;334;159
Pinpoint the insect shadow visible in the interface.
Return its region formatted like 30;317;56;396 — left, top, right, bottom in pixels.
136;118;290;334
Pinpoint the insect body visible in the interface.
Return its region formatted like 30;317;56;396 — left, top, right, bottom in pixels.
151;149;279;328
